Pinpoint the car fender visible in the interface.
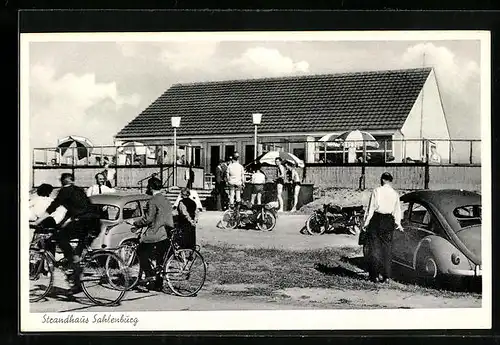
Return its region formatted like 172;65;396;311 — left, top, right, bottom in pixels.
413;235;473;274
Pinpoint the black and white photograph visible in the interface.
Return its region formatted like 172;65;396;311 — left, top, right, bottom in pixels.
20;31;491;331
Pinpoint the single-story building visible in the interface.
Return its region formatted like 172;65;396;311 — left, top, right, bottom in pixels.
115;67;452;174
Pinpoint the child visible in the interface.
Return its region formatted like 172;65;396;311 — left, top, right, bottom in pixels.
250;164;266;205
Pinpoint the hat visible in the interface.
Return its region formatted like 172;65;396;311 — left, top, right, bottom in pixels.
233;152;240;159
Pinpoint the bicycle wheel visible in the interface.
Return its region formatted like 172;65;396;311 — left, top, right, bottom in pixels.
257;210;276;231
306;213;328;235
164;249;207;297
108;242;141;290
80;251;128;306
29;249;54;302
219;210;238;229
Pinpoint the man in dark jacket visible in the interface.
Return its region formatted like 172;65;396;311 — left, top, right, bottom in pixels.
131;178;174;291
146;173;161;195
32;173;100;293
214;159;228;211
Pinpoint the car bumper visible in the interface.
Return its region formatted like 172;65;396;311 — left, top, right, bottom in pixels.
448;265;481;277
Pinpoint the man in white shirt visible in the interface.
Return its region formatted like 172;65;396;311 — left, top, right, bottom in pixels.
225;152;246;208
362;172;404;283
87;173;115;196
29;183;68;244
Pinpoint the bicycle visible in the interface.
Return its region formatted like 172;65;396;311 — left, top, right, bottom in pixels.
111;227;207;297
29;224;130;306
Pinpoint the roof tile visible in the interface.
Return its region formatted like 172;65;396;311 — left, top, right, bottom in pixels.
116;67;432;138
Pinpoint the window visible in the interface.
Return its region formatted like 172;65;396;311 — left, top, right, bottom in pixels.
94;204;120;221
453;205;482;229
410;203;431;226
293;148;305;161
313;135;393;163
123;201;141;219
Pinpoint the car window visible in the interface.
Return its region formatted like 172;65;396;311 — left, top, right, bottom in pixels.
94;204;120;221
123;201;141;219
410;203;431;226
453;205;481;228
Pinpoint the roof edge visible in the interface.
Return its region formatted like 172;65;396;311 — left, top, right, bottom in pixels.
170;67;433;88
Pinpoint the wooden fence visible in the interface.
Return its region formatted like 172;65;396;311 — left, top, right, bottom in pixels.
301;164;480;191
32;163;481;193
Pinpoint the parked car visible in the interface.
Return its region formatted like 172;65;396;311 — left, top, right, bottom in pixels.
88;193;151;250
363;189;481;283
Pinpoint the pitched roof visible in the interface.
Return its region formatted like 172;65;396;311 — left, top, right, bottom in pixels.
115;67;432;139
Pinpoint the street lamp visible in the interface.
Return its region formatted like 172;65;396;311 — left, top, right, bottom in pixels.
171;116;181;187
252;113;262;160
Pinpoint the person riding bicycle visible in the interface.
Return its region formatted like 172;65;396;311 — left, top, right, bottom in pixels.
130;178;174;292
225;152;246;211
31;173;100;294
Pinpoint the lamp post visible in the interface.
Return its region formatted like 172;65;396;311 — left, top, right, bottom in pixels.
171;116;181;187
252;113;262;160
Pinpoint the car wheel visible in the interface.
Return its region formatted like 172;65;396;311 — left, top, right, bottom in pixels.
416;250;440;286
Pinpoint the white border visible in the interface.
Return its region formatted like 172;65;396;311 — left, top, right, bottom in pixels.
20;30;491;332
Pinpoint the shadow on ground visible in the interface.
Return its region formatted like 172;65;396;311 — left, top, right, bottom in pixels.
315;255;482;294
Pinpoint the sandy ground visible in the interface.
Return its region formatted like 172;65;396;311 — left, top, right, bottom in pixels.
30;211;481;313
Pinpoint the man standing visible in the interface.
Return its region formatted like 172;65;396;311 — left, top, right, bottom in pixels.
32;173;100;293
362;172;404;283
185;162;195;189
176;188;199;250
146;173;161;196
87;173;115;196
102;159;116;188
131;178;174;292
226;152;246;209
215;159;227;211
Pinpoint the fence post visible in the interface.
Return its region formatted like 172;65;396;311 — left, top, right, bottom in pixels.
449;140;452;164
160;145;164;186
469;140;473;165
424;162;430;189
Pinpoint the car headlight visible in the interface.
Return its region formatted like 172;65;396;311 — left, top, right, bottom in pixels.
451;253;461;265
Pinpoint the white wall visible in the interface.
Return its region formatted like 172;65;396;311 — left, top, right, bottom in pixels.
401;69;451;162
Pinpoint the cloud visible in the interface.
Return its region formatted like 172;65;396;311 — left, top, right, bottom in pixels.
230;47;310;77
401;42;480;97
29;64;141;147
159;42;218;72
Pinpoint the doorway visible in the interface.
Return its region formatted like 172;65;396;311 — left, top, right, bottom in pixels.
245;145;255;165
210;145;220;175
224;145;235;161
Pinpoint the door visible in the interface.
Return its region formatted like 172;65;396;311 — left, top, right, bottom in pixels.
405;202;437;266
392;201;410;264
210;145;221;175
245;145;255;165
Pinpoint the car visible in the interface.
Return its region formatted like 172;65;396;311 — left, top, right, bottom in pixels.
88;193;152;251
363;189;481;283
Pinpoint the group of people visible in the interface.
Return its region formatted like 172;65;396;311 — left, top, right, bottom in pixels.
214;153;302;213
29;170;200;295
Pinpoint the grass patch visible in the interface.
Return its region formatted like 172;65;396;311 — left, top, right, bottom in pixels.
202;243;482;300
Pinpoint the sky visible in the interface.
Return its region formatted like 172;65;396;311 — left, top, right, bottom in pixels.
26;34;483;149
